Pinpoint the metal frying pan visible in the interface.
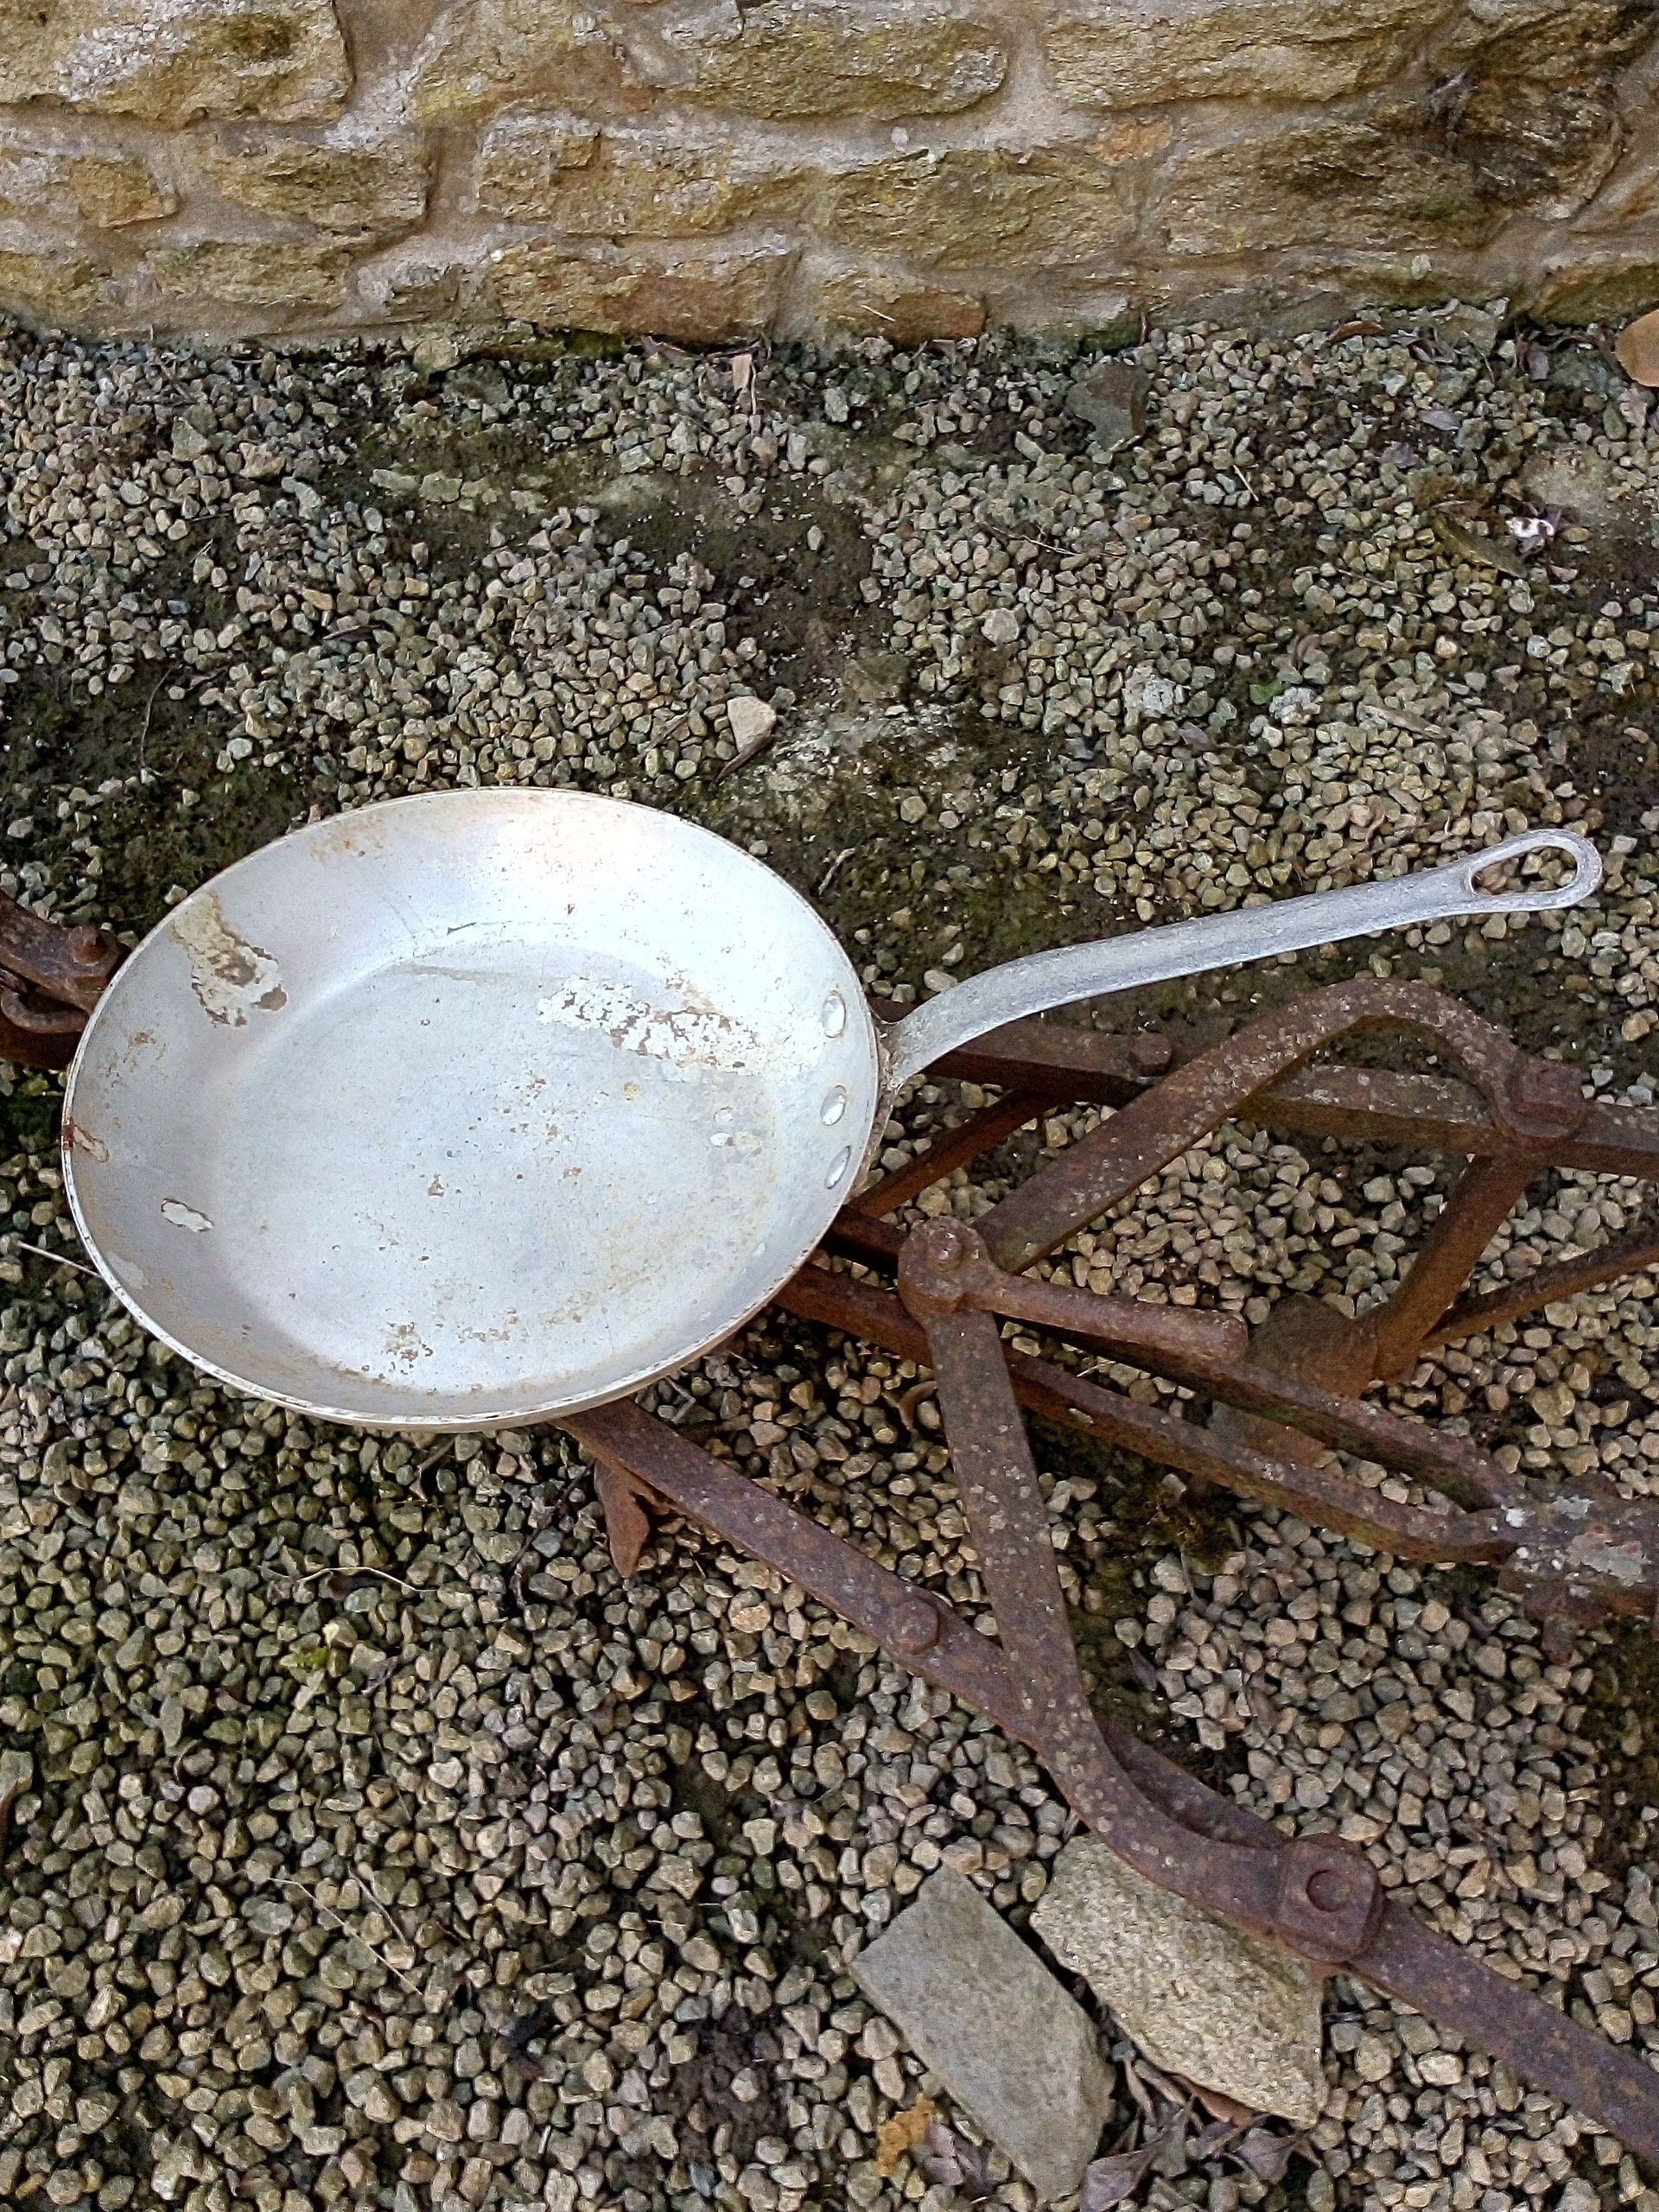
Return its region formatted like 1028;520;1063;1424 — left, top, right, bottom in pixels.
60;792;1599;1431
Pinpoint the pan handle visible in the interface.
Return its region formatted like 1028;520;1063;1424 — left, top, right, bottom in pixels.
883;827;1601;1090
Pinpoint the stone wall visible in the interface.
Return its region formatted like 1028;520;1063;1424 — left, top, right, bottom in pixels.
0;0;1655;346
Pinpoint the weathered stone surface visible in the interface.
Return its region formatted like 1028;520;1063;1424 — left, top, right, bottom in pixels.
0;144;175;226
0;0;350;126
410;0;643;125
0;248;107;325
1530;253;1659;327
822;149;1130;272
1046;0;1440;107
1580;143;1659;228
1421;0;1654;223
478;114;805;235
688;0;1007;122
1428;0;1658;84
816;265;984;341
1618;307;1659;386
1451;77;1625;218
1161;120;1504;256
207;133;429;236
68;154;176;226
491;241;794;341
853;1871;1114;2202
1032;1838;1327;2127
148;238;350;308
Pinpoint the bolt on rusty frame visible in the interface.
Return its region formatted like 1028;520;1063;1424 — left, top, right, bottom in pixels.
566;977;1659;2166
0;885;123;1068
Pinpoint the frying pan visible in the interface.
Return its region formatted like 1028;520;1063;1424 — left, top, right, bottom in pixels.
60;792;1599;1431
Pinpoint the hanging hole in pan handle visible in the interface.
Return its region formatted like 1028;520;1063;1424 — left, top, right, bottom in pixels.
1452;828;1603;913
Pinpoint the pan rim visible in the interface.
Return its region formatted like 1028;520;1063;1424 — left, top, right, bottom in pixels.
62;786;881;1433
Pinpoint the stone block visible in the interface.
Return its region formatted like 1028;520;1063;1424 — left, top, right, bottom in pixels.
478;115;807;236
1427;0;1658;84
0;143;174;227
147;238;351;308
0;248;108;325
206;133;429;237
1450;76;1624;219
1529;253;1659;330
1160;119;1505;256
821;149;1131;272
816;265;985;341
67;154;176;226
490;241;796;342
410;0;645;125
852;1870;1114;2202
687;0;1007;122
1032;1838;1328;2127
1046;0;1441;106
0;0;350;126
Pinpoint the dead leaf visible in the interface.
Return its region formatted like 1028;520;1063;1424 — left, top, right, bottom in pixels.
1616;307;1659;388
1080;2145;1160;2209
1428;511;1528;576
1120;2052;1160;2123
1328;317;1383;342
1192;2119;1245;2158
1173;2072;1257;2126
918;2124;964;2188
875;2094;936;2179
918;2124;995;2202
1233;2129;1301;2183
1418;404;1463;435
1620;384;1652;429
730;351;753;395
1363;701;1444;740
1150;2113;1191;2178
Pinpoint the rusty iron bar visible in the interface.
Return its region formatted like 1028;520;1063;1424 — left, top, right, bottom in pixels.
933;1018;1659;1183
1365;1153;1552;1382
558;1392;1659;2164
976;977;1586;1276
898;1227;1384;1966
1427;1224;1659;1349
778;1251;1659;1629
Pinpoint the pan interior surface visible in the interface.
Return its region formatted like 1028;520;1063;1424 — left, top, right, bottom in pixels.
63;791;877;1427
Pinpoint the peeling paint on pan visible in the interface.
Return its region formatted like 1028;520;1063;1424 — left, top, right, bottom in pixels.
169;893;288;1027
537;976;759;1071
161;1199;213;1233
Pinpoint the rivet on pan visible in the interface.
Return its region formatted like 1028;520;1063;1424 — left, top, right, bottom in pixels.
825;1145;852;1190
821;1085;848;1125
822;990;847;1038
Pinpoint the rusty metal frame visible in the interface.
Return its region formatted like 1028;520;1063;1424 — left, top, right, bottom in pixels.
560;979;1659;2164
18;905;1659;2154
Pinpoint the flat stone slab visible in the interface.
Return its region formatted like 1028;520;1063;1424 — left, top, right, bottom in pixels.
1031;1837;1327;2126
852;1869;1114;2202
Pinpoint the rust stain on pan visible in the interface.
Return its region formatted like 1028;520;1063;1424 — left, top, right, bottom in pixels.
169;893;287;1027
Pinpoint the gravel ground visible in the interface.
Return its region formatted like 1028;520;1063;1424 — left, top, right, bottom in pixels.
5;308;1659;2212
